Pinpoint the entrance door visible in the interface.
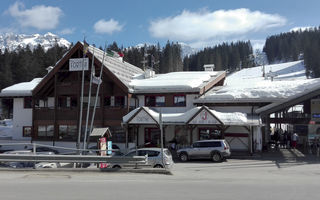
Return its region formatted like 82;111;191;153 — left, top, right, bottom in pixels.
145;128;160;147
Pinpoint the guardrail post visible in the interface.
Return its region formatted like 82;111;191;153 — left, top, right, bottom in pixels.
33;143;36;169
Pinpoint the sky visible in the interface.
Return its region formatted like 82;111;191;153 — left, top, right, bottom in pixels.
0;0;319;50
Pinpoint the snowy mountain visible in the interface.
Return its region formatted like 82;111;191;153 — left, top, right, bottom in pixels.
178;42;197;58
0;32;71;52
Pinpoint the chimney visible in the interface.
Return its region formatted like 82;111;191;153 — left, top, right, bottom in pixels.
203;64;215;71
144;69;155;79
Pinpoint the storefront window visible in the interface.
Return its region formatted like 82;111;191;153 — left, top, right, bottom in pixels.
199;128;221;140
37;125;54;137
59;125;77;140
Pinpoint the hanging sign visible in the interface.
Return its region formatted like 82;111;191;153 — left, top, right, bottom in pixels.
69;58;89;71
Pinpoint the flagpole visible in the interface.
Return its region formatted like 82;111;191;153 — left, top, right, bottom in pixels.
86;43;107;148
83;47;95;152
76;40;88;154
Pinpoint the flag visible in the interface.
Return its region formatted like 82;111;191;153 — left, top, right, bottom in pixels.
118;51;124;57
107;49;124;58
83;40;89;55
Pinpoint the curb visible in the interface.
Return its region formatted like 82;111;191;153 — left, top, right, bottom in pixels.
0;167;172;175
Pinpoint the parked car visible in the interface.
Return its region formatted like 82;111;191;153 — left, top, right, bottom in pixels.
177;139;231;162
108;148;174;169
1;150;56;168
35;162;61;168
28;146;59;154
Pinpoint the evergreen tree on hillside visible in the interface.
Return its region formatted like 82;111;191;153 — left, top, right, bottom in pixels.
183;41;253;72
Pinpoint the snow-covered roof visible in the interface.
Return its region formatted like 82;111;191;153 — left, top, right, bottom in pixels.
195;60;317;103
87;45;144;86
0;78;42;97
123;106;261;126
129;71;225;93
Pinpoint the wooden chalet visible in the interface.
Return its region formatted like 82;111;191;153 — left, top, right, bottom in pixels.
31;42;143;143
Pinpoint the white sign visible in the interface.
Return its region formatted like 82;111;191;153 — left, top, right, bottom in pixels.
92;75;102;85
130;109;157;124
69;58;89;71
189;110;220;125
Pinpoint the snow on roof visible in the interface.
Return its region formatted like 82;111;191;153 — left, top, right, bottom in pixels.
195;60;316;103
0;78;42;97
123;106;261;126
87;45;144;86
129;71;224;93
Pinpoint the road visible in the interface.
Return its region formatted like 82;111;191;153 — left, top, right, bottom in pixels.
0;155;320;200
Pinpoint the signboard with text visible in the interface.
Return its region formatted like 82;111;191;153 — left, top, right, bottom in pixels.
69;58;89;71
189;110;220;125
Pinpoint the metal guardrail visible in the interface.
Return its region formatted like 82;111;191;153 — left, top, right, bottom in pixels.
0;154;147;164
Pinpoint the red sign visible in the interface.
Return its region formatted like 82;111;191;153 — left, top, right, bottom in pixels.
99;137;108;168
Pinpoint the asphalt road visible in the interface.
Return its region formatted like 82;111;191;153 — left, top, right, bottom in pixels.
0;157;319;200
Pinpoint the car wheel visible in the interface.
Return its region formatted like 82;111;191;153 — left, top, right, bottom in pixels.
112;165;121;169
153;164;163;168
212;152;222;162
179;153;188;162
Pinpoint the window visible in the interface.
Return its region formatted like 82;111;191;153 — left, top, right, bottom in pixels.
24;97;32;108
125;151;137;157
58;125;77;140
199;128;221;140
58;96;77;108
145;95;165;107
174;95;186;106
145;150;160;157
199;141;221;148
35;98;48;108
37;125;54;137
83;96;100;107
23;126;32;137
104;96;111;106
115;96;125;107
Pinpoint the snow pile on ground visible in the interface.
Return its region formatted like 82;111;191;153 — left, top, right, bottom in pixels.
196;60;319;103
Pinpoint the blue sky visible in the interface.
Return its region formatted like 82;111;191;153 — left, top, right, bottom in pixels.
1;0;319;50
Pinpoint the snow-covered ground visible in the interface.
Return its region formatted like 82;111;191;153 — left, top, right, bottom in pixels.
196;60;320;103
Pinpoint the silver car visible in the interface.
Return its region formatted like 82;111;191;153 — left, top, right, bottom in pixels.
109;148;174;169
177;139;231;162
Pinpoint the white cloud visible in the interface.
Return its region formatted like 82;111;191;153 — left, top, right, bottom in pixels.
93;19;123;34
290;26;313;32
59;28;75;35
7;2;63;30
149;8;287;47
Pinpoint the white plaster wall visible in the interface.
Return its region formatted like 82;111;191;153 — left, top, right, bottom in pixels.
137;94;198;113
12;98;32;140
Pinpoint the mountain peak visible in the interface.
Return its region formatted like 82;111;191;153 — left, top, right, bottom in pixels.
0;32;71;52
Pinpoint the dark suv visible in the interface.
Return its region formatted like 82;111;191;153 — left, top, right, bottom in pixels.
177;140;231;162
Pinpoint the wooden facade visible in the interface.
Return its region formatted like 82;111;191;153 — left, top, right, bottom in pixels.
31;42;133;142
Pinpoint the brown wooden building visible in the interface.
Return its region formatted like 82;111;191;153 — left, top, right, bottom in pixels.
31;42;143;143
